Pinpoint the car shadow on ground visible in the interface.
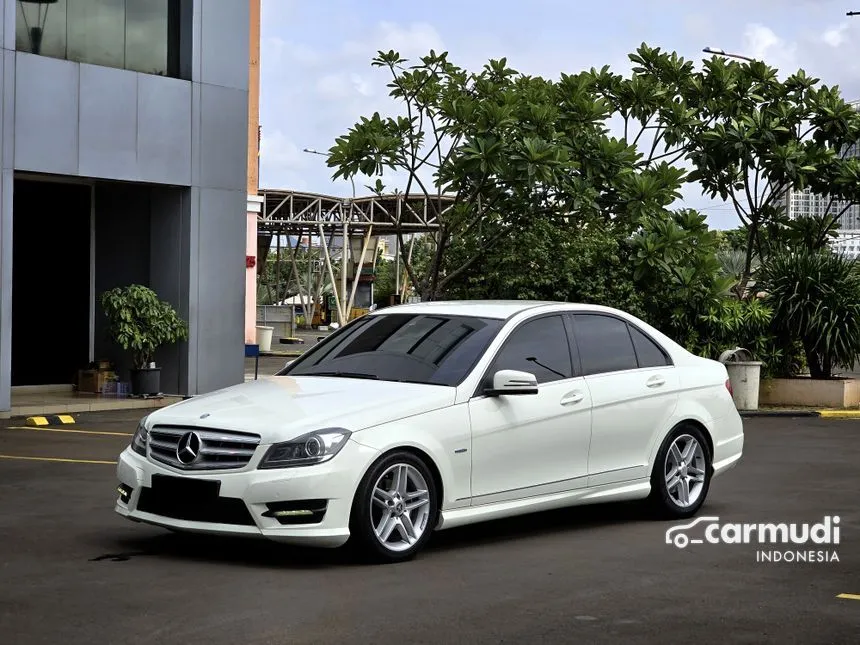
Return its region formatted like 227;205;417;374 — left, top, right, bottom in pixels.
94;498;733;569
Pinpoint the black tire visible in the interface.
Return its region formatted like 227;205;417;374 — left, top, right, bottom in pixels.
348;450;439;564
648;424;713;520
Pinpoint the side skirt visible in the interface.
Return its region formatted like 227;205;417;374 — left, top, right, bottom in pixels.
435;479;651;531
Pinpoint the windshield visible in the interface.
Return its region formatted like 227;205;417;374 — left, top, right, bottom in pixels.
279;312;505;386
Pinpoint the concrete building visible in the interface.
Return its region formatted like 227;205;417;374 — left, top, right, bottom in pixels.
1;0;253;414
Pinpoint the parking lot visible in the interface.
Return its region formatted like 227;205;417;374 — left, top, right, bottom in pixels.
1;410;859;644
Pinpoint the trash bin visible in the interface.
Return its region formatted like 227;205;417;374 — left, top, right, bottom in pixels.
719;347;763;411
256;326;274;353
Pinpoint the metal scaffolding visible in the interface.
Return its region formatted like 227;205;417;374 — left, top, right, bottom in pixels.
257;189;451;326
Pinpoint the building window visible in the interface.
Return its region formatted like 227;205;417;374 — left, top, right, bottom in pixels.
15;0;181;78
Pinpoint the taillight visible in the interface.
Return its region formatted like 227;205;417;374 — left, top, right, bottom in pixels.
725;379;733;396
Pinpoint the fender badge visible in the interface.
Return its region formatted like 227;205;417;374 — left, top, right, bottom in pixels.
199;413;210;419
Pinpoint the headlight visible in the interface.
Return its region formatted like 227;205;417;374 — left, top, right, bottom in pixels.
258;428;352;469
131;417;149;456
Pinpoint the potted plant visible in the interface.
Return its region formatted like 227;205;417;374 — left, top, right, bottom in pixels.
100;285;189;396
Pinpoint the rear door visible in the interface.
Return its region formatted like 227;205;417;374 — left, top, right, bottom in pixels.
568;313;680;487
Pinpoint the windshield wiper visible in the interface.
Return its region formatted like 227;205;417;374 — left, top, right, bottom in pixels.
301;371;380;380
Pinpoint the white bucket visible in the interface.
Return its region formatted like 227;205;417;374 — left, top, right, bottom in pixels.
724;361;762;410
256;326;274;352
719;347;762;411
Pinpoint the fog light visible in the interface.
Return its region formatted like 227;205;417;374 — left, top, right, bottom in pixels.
263;499;328;525
116;483;132;504
274;509;313;517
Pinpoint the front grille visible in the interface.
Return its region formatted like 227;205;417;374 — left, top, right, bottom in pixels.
148;425;261;471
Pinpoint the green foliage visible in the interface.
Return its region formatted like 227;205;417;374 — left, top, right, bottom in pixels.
442;218;644;315
629;209;736;350
327;49;685;300
100;285;189;369
372;253;395;306
598;44;860;292
757;249;860;379
697;297;788;375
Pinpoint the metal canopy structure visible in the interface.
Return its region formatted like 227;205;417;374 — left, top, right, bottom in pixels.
257;189;451;326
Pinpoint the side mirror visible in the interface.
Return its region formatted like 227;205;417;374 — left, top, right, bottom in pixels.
484;369;539;396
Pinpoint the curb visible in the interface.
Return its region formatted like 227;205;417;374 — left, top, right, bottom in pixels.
817;410;860;419
260;351;303;358
740;409;860;418
25;414;76;426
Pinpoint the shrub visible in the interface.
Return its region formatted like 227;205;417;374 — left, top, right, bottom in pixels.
758;249;860;379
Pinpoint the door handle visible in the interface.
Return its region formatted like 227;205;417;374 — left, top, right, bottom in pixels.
646;375;666;388
560;391;584;406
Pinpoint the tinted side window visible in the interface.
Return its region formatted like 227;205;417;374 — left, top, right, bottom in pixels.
573;314;638;375
490;316;572;384
629;325;670;368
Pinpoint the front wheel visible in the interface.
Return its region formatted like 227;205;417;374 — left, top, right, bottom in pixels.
349;451;438;563
648;425;712;519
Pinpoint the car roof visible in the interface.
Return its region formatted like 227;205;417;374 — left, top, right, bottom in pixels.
367;300;625;320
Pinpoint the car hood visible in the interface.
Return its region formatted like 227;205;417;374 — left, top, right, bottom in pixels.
144;375;457;443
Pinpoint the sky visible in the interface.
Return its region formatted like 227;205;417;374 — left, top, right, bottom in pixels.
258;0;860;230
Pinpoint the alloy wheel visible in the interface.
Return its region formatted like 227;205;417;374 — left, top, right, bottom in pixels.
664;433;707;508
370;463;432;553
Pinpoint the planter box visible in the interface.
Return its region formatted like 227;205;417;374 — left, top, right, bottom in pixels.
759;377;860;409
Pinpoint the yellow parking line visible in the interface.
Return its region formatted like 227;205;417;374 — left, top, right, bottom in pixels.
837;593;860;600
0;454;116;465
4;425;132;437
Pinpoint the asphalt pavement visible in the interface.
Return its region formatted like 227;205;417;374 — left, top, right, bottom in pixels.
1;410;859;644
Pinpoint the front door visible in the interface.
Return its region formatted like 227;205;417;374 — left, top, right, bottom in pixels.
468;314;593;504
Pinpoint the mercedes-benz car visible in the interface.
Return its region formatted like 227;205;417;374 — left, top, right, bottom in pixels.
114;300;744;563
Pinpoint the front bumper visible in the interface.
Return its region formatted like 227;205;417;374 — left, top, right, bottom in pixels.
114;439;377;548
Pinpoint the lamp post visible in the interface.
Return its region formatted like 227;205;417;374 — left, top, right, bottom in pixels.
702;47;756;63
17;0;57;56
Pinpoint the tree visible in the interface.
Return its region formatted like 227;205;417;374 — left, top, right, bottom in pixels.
592;44;860;293
326;49;685;300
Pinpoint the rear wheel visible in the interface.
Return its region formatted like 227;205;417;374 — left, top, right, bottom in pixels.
349;451;438;563
649;424;712;519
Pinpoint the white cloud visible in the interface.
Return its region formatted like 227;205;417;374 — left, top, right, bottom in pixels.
743;23;798;70
822;23;848;47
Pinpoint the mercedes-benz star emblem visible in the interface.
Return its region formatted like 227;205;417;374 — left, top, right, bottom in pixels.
176;431;202;465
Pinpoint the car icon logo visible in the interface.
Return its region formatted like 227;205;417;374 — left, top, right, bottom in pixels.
176;431;202;465
665;516;720;548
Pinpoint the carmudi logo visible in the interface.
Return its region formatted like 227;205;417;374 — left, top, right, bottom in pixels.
665;515;841;563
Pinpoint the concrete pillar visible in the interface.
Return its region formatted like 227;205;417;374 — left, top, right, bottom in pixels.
245;0;261;345
246;195;263;343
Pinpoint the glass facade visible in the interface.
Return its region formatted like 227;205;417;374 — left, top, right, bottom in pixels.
15;0;180;77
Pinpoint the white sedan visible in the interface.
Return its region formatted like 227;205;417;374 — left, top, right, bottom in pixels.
115;301;744;563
